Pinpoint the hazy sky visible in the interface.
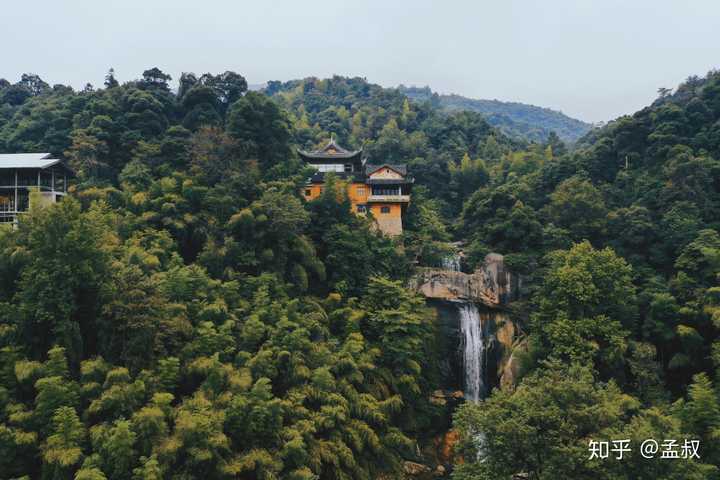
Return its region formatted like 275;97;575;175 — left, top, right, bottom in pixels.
2;0;718;123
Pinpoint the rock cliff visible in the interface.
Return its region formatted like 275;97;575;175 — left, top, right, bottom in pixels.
411;253;520;307
409;254;525;476
412;253;524;392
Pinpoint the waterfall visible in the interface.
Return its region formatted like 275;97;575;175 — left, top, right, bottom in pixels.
441;253;461;272
458;302;487;402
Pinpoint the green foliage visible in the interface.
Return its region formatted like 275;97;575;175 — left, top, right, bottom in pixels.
42;406;85;479
402;186;453;267
531;241;637;377
227;91;292;169
0;108;434;478
400;85;592;142
454;363;713;480
268;76;515;214
3;67;720;479
546;176;607;241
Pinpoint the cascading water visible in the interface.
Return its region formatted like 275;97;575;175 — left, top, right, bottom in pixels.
458;302;486;402
441;253;461;272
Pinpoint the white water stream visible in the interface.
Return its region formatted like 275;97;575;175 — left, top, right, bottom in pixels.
458;302;487;402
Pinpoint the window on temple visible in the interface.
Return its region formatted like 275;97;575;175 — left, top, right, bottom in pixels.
304;189;312;196
316;164;344;172
357;204;367;213
344;164;353;172
372;187;401;196
381;206;390;214
357;186;365;196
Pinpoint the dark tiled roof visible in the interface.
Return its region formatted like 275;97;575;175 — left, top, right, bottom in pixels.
298;138;363;160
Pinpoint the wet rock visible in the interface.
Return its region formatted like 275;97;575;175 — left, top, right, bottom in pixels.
404;461;432;476
430;390;447;406
500;339;528;391
435;430;461;465
449;390;464;399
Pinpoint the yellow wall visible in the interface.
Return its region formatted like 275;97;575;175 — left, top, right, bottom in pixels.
348;182;369;206
369;203;402;218
302;185;323;201
302;182;369;205
302;181;405;236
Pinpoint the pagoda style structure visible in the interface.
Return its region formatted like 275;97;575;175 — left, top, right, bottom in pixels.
0;153;73;224
299;138;413;236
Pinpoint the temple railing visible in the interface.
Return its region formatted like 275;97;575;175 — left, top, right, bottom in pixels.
367;194;410;203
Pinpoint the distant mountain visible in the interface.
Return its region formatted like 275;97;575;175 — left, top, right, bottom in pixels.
399;85;593;143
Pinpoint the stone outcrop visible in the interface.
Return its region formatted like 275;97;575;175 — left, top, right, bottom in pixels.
403;461;432;477
410;253;519;307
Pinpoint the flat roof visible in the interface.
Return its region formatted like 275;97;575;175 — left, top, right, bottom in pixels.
0;153;65;170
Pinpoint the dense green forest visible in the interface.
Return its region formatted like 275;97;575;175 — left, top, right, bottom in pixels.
398;85;593;143
0;67;720;479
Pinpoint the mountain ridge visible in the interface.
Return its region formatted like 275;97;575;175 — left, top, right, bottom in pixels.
399;85;593;143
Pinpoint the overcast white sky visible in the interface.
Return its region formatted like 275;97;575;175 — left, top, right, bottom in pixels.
1;0;718;123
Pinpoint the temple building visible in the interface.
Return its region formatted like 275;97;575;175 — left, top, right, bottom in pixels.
299;138;413;236
0;153;73;224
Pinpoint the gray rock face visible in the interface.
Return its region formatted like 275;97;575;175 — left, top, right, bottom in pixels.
411;254;520;307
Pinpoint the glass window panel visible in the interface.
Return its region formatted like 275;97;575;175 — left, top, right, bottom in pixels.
0;170;14;186
40;171;52;189
17;191;29;212
17;170;37;187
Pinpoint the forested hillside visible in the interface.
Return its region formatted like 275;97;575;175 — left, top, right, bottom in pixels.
452;70;720;479
266;76;517;220
0;69;457;479
399;85;593;143
0;67;720;479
